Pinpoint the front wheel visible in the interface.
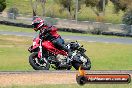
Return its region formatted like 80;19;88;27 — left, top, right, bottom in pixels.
72;54;91;70
29;52;50;70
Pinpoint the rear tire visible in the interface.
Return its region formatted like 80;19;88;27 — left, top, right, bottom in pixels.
29;52;50;70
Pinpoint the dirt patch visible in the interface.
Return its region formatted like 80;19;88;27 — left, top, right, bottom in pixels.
0;72;131;87
0;72;77;87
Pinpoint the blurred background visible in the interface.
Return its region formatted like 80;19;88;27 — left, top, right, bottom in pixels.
0;0;132;35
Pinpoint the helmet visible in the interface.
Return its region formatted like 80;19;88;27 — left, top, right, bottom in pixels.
32;17;44;32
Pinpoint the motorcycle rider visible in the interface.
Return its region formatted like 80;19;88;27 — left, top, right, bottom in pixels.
32;17;72;67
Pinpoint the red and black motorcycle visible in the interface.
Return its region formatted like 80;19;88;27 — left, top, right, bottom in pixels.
28;33;91;70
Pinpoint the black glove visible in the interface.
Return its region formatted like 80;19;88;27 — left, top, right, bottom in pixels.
42;27;52;34
28;46;33;53
39;33;45;40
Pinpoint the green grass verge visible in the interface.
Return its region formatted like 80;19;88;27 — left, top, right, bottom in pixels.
3;83;132;88
0;24;33;33
0;24;131;39
0;35;132;71
0;35;32;71
0;24;93;36
81;42;132;70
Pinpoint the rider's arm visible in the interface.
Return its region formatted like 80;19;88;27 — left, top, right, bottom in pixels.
50;27;58;32
42;26;57;34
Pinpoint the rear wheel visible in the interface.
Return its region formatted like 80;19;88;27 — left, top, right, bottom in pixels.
29;52;50;70
72;54;91;70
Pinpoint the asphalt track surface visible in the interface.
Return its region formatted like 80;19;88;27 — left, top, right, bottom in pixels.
0;31;132;86
0;31;132;44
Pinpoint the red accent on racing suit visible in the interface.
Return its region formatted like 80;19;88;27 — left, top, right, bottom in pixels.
40;25;60;41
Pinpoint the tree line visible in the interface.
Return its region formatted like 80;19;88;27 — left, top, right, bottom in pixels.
0;0;132;25
29;0;132;25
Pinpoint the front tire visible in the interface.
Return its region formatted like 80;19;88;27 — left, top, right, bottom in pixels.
29;52;50;70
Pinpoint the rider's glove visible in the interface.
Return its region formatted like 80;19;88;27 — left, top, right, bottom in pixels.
40;31;47;40
28;46;33;53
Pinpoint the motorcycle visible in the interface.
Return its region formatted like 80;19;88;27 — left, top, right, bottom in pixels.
28;33;91;70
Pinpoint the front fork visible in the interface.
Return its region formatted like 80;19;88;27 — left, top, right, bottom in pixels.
38;39;48;63
70;51;87;64
66;51;76;64
39;39;43;58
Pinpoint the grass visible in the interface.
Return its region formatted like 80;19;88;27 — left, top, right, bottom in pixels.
3;83;132;88
1;24;131;39
81;42;132;70
0;24;94;36
0;24;33;33
0;35;132;71
0;35;32;71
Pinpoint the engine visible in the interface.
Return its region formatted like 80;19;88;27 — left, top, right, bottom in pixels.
56;54;67;64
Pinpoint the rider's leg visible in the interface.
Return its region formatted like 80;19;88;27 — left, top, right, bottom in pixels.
52;37;72;56
52;37;72;67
